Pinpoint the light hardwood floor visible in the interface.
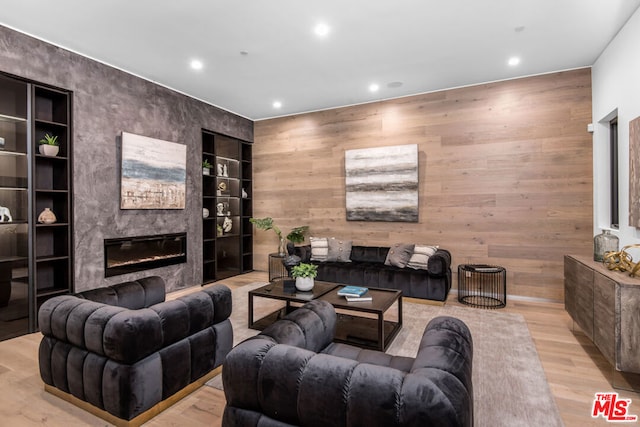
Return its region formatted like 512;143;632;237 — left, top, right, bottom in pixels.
1;271;637;426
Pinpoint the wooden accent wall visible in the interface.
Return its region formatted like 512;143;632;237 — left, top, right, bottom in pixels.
253;69;593;301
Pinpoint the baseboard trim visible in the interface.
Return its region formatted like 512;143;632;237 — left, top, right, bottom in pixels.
403;296;446;307
44;366;222;427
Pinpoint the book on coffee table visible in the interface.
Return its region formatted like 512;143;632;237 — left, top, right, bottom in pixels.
337;285;369;297
345;295;372;302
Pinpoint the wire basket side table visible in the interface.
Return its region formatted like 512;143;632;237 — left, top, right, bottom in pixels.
457;264;506;309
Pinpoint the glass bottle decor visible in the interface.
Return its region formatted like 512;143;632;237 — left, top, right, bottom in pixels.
594;229;619;262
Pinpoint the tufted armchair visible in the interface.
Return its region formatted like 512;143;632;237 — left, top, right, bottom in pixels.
222;299;473;427
38;276;233;423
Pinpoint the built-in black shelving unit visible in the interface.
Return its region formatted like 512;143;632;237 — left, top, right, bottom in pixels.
0;72;73;340
202;130;252;283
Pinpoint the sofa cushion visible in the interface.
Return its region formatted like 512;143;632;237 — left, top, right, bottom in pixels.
310;237;329;261
407;245;438;270
326;238;353;262
384;243;415;268
349;246;389;263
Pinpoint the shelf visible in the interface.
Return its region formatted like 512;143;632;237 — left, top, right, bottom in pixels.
35;153;68;161
0;113;27;123
35;222;69;228
0;150;27;157
0;220;28;226
36;288;69;298
34;118;68;128
36;255;69;263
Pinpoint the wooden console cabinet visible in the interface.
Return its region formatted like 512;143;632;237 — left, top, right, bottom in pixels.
564;255;640;374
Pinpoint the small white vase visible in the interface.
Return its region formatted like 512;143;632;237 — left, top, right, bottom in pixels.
295;277;314;292
203;167;210;176
39;144;59;156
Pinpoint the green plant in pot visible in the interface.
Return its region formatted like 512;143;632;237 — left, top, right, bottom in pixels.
38;133;59;157
202;159;212;175
249;217;309;255
290;262;318;291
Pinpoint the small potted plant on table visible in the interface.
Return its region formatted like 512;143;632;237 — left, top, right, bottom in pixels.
38;133;59;156
290;262;318;292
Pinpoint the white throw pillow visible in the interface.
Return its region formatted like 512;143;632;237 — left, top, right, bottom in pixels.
310;237;329;261
407;245;438;270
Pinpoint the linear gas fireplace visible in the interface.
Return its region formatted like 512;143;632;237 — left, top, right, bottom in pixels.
104;233;187;277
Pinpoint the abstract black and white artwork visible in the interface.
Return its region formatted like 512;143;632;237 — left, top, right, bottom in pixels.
120;132;186;209
345;144;418;222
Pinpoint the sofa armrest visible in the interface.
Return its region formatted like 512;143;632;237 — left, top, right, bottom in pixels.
252;299;336;353
411;316;474;425
427;248;452;275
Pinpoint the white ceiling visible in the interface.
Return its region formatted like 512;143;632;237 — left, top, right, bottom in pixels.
1;1;639;121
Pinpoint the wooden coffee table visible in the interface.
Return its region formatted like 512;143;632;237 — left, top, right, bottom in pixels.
248;279;338;329
248;280;402;351
320;285;402;351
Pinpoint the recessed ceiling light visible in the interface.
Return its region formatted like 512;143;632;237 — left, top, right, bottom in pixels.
508;56;520;66
369;83;379;93
314;22;330;37
273;101;282;109
190;59;204;70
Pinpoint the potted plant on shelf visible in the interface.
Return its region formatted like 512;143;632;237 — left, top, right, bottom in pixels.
38;133;59;157
290;262;318;291
250;217;309;255
202;159;212;175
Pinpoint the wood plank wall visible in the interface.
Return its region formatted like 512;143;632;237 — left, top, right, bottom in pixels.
252;69;593;301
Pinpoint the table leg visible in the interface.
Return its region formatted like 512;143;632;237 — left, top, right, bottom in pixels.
378;312;384;351
248;292;254;328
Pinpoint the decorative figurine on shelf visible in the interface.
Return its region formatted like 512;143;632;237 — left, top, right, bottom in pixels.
223;216;233;233
203;208;209;218
242;188;248;199
217;202;225;216
217;224;223;236
0;206;12;222
217;163;224;176
223;164;228;177
38;207;57;224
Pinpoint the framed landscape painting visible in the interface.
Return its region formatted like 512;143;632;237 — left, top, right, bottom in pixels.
120;132;186;209
345;144;419;222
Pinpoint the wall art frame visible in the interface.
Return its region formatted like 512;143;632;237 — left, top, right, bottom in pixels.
120;131;186;209
345;143;419;222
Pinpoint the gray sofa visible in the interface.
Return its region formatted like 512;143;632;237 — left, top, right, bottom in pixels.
294;245;452;301
222;299;473;427
38;276;233;421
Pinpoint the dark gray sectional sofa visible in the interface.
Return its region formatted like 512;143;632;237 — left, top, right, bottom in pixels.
38;276;233;422
223;299;474;427
294;245;452;301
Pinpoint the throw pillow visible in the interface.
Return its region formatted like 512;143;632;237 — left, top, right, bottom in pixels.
326;238;353;262
310;237;329;262
407;245;438;270
384;243;415;268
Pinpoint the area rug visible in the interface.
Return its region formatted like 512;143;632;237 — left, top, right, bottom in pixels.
208;283;563;427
